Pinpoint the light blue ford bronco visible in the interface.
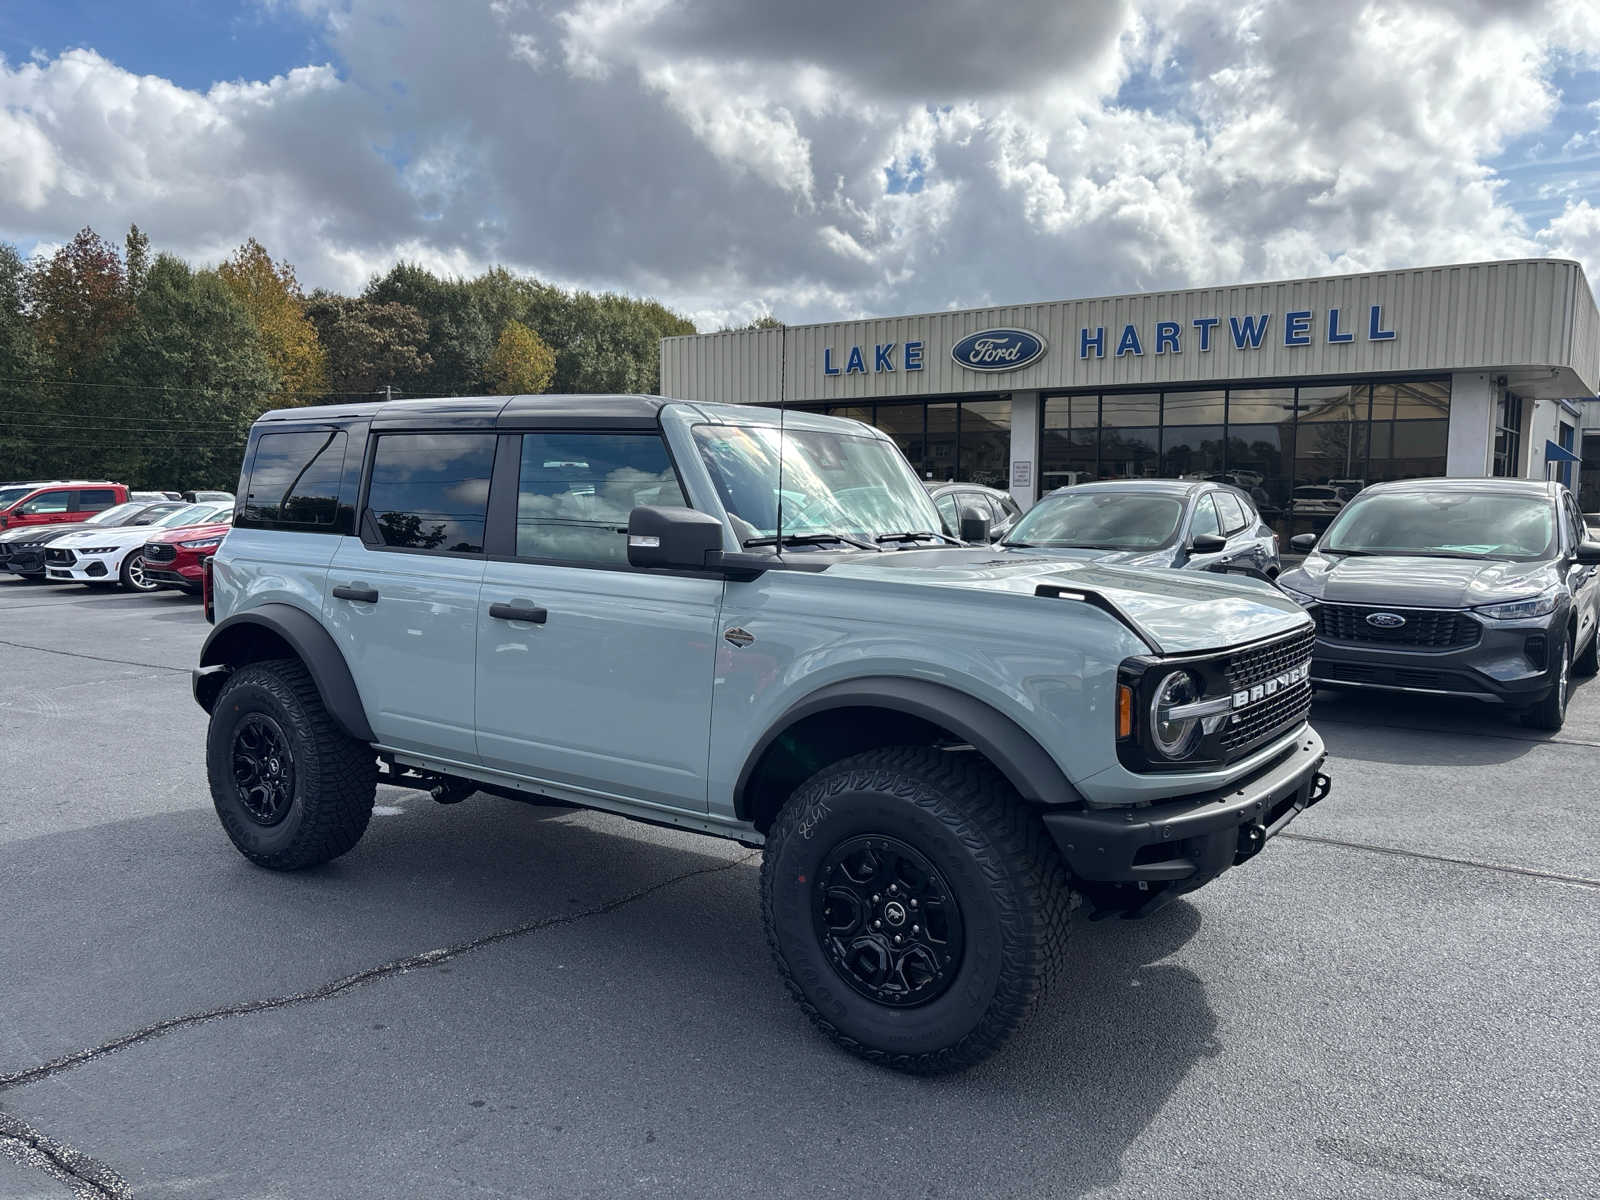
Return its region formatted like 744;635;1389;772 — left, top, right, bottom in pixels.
194;395;1330;1073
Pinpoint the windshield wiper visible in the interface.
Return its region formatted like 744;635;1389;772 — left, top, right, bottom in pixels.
874;530;963;546
743;531;880;551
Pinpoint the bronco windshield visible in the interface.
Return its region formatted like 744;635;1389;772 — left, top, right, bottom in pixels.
692;424;943;546
1005;492;1184;550
1321;491;1557;561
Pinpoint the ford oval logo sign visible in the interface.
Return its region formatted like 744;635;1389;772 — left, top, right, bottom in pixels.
1366;612;1406;629
950;328;1047;372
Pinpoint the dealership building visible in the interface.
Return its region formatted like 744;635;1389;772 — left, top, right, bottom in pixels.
661;258;1600;533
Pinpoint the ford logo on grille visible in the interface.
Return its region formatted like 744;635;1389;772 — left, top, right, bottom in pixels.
1366;612;1407;629
950;328;1046;372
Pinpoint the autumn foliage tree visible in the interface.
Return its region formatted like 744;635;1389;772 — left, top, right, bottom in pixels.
484;319;556;394
25;227;131;374
218;238;328;403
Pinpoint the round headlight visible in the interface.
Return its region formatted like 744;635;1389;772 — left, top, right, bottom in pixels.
1149;670;1204;759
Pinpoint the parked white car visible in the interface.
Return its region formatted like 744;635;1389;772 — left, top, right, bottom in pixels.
45;503;233;591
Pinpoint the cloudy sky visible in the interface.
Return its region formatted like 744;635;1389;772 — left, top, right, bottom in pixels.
2;0;1598;329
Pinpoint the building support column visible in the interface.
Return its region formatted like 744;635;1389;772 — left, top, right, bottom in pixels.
1009;391;1041;508
1446;372;1493;477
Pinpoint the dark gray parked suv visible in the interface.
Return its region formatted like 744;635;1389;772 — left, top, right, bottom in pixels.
1278;478;1600;730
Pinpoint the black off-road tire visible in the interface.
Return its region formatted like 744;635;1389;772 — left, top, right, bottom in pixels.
1523;636;1571;732
1574;627;1598;678
761;746;1077;1075
207;658;377;869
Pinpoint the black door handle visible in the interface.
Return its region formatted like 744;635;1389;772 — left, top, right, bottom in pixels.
332;585;379;603
489;602;547;624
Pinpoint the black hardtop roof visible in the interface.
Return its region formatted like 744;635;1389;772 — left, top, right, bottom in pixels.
256;394;671;431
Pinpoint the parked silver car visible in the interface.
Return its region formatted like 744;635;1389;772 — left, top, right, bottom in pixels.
1003;479;1281;578
1279;478;1600;730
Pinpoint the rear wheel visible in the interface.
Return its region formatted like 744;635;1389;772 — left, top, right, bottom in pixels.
761;747;1076;1074
1523;636;1571;731
207;658;377;869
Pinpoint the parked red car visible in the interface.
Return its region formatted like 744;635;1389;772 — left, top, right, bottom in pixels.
140;518;232;593
0;482;128;531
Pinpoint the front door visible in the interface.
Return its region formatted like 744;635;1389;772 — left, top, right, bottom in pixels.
474;431;721;811
324;430;498;763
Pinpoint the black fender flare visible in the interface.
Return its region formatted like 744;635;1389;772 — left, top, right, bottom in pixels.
197;603;375;742
734;676;1084;817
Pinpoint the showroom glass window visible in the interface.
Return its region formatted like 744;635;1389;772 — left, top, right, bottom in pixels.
1369;382;1449;484
806;396;1013;488
1041;393;1099;490
1159;390;1224;479
1224;387;1294;521
1100;394;1160;479
1493;394;1524;477
365;433;497;554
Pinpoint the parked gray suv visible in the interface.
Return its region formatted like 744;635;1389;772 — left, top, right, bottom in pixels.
194;395;1331;1073
1279;478;1600;730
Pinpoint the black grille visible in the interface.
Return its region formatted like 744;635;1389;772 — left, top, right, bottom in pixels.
143;542;176;562
44;548;75;566
1222;626;1317;692
1315;604;1480;649
1220;680;1313;754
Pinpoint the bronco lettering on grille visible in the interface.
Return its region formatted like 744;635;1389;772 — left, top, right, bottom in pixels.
1231;661;1309;709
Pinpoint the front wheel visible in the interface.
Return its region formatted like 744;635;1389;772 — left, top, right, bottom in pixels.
761;747;1076;1074
207;658;377;869
119;551;158;593
1523;636;1571;731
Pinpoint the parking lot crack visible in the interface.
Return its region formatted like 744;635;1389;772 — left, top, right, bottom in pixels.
0;851;758;1095
0;1110;129;1199
1281;831;1600;890
0;638;189;674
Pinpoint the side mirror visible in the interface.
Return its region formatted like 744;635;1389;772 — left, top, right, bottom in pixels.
958;505;991;544
1575;540;1600;566
1190;532;1228;554
1290;533;1318;552
627;505;724;570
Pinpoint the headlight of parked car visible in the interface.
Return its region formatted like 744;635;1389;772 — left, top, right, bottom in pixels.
178;538;223;551
1475;588;1560;621
1278;582;1318;607
77;546;118;555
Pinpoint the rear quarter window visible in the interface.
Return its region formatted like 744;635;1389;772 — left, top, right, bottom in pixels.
239;430;348;529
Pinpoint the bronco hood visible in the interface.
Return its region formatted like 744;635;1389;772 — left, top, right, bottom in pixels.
823;547;1308;654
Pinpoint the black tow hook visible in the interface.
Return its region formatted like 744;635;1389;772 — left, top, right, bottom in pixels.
1234;823;1267;864
1309;772;1333;806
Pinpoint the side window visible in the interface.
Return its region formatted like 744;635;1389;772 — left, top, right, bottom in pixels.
243;431;348;527
1214;491;1248;535
76;488;118;512
1189;494;1222;539
1563;495;1584;551
366;433;496;554
934;493;960;533
999;494;1024;522
21;490;72;515
515;432;685;564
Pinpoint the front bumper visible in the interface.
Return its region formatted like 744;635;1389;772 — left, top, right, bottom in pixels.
44;550;116;582
1310;622;1560;705
1042;728;1328;904
4;547;47;575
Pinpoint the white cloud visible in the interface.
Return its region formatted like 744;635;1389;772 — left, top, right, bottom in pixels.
2;1;1599;325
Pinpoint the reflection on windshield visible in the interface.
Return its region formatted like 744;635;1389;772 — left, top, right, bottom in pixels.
1006;493;1184;549
692;424;942;544
1322;492;1555;561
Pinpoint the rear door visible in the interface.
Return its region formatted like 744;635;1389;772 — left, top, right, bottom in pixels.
474;429;721;810
1562;492;1598;653
1211;490;1263;570
72;487;120;518
324;431;495;763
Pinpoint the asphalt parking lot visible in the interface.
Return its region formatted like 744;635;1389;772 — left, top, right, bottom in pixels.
1;579;1597;1200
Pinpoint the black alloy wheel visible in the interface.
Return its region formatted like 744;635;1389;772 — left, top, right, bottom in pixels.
231;713;296;826
813;834;965;1008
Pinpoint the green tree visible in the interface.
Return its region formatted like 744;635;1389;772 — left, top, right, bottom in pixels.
0;244;46;477
87;255;278;489
218;239;329;402
124;224;151;301
26;227;131;374
484;319;556;394
364;263;491;395
304;293;432;396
